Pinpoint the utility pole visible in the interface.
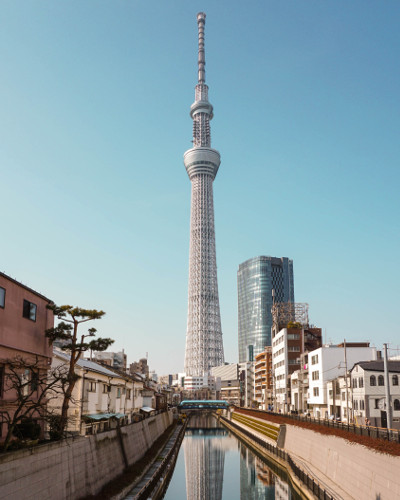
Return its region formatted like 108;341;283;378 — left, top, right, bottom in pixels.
344;339;349;423
272;289;276;412
383;343;393;431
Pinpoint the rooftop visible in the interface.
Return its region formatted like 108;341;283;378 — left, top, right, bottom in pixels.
354;360;400;373
54;349;126;378
0;271;52;302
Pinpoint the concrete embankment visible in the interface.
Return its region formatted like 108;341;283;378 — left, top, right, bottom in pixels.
0;411;173;500
226;410;400;500
283;423;400;500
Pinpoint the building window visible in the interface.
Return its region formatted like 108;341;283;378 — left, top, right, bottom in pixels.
248;345;254;362
359;377;364;388
117;388;121;398
103;384;109;393
0;287;5;308
126;389;131;399
88;382;96;392
313;387;319;397
370;375;376;386
31;371;39;392
0;366;4;398
21;369;30;396
394;399;400;411
378;375;384;386
393;375;399;386
342;392;346;401
312;371;319;381
23;300;37;321
352;378;357;388
360;400;365;410
375;399;380;409
311;355;318;365
354;400;358;410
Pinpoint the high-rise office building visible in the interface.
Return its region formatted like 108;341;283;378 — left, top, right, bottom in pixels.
184;13;224;376
237;256;294;363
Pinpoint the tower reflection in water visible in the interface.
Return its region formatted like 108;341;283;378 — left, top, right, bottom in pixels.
183;414;228;500
182;414;290;500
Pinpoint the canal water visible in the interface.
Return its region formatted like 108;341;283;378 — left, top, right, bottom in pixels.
163;414;301;500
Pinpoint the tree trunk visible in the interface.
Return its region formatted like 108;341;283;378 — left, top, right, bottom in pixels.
2;423;15;452
59;379;77;435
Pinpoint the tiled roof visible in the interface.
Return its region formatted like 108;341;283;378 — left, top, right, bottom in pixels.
354;360;400;373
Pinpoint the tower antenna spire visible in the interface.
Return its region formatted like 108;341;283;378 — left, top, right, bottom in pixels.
197;12;206;84
183;13;224;377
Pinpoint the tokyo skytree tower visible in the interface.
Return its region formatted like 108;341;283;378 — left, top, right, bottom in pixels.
184;12;224;376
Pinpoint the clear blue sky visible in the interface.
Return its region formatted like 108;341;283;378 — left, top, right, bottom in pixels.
2;1;399;374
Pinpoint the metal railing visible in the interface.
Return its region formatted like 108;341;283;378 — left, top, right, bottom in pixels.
221;415;338;500
242;408;400;443
82;408;169;436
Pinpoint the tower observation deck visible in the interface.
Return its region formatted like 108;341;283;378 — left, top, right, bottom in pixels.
184;12;224;377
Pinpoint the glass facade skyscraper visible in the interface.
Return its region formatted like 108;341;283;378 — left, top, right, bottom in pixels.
237;256;294;363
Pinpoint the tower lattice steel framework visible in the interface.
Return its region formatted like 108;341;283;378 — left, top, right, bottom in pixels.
184;12;224;376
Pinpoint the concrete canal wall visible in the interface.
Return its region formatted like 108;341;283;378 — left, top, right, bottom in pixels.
229;410;400;500
0;411;173;500
283;423;400;500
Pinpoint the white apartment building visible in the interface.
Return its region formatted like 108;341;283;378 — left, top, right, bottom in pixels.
183;374;219;394
307;344;377;420
273;329;288;411
351;360;400;428
272;328;302;412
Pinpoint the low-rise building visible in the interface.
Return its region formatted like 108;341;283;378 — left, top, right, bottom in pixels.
307;343;377;420
326;375;351;421
290;369;309;413
254;348;272;410
91;350;127;372
351;360;400;428
271;302;322;413
129;358;149;379
239;361;255;407
183;374;220;400
50;349;142;434
273;326;321;412
211;363;254;406
0;272;54;441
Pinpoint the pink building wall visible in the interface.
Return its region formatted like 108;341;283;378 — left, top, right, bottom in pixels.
0;273;53;360
0;272;54;441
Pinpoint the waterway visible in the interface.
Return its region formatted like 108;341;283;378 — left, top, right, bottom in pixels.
163;414;301;500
